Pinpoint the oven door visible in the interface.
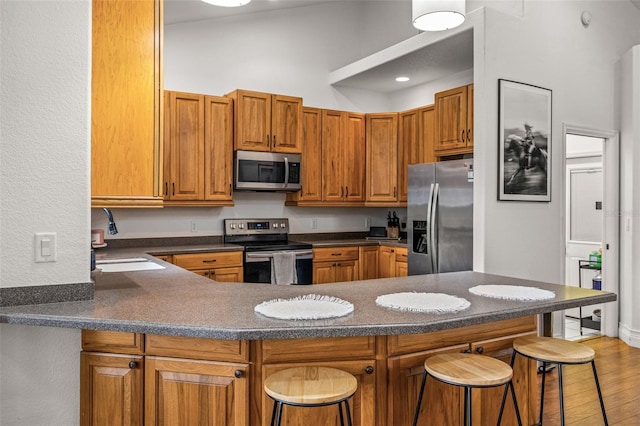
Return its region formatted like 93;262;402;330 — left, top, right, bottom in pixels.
244;250;312;284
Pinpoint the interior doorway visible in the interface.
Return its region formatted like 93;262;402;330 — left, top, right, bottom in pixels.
561;125;619;340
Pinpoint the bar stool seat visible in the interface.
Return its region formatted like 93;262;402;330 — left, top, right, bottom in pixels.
264;366;358;426
413;353;522;426
509;335;608;426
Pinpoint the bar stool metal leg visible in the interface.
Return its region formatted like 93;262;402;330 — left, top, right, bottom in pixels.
465;386;472;426
345;399;353;426
338;401;345;426
591;360;609;425
558;364;565;426
537;361;548;426
270;400;277;426
413;371;428;426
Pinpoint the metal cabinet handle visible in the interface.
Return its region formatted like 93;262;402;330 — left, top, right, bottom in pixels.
365;366;374;374
164;182;168;196
273;135;277;146
461;130;465;141
234;370;243;378
229;183;232;196
345;186;349;197
331;253;341;257
463;349;471;354
393;186;397;197
475;347;484;354
340;187;344;198
129;361;138;369
202;259;217;263
267;134;271;148
172;183;175;196
467;129;471;142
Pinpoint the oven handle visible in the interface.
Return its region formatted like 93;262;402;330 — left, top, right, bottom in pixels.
245;250;313;262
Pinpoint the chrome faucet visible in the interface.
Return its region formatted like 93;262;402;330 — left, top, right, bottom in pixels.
102;208;118;235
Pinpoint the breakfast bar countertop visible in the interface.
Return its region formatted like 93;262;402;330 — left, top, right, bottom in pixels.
0;254;616;340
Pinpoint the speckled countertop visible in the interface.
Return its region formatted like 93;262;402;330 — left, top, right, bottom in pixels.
0;246;615;340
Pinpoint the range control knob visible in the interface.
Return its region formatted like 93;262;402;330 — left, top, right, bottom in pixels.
280;222;287;229
230;223;237;229
272;223;278;228
238;223;245;229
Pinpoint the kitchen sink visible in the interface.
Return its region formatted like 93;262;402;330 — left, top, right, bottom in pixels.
95;257;165;273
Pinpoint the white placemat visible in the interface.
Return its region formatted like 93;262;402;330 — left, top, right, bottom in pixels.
469;285;555;301
375;292;470;313
254;294;354;320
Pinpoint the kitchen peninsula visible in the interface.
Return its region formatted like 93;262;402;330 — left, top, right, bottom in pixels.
0;255;615;425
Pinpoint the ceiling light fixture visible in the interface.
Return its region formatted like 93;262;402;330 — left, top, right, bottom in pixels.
412;0;465;31
201;0;251;7
396;76;410;82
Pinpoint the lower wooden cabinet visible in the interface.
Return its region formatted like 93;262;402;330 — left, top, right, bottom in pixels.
395;247;408;277
173;251;244;282
313;246;360;284
359;246;379;280
80;315;537;425
378;246;407;278
145;357;249;425
80;352;144;426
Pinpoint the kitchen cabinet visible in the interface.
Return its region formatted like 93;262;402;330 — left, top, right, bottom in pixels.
378;246;407;278
81;332;249;426
163;91;234;206
359;246;379;280
173;251;243;282
366;113;399;204
312;246;360;284
91;0;163;208
323;110;366;204
285;107;323;204
226;90;302;153
386;317;537;425
434;84;473;156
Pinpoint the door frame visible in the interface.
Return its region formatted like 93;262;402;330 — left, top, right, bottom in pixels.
561;124;619;338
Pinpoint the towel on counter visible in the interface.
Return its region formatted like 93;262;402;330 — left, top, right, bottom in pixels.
271;251;297;285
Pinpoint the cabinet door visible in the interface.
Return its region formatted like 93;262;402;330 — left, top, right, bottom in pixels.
288;107;323;202
322;110;345;202
80;352;143;426
211;266;244;283
395;261;408;277
335;260;359;283
366;113;398;203
398;108;419;203
145;357;249;426
469;332;536;426
313;261;336;284
271;95;303;153
262;360;376;426
419;105;436;163
378;246;396;278
359;246;379;281
91;0;162;207
204;96;233;202
387;344;469;426
434;85;469;152
164;91;205;201
343;112;366;202
232;90;271;152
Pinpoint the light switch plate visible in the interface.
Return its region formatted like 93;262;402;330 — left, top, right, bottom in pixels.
35;232;57;263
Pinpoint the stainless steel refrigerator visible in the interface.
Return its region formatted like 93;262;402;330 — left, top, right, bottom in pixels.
408;159;473;275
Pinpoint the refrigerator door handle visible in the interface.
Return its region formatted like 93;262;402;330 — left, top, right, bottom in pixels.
430;183;440;273
425;183;435;271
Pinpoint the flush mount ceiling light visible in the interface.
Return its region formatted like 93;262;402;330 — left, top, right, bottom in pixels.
201;0;251;7
396;76;410;82
412;0;465;31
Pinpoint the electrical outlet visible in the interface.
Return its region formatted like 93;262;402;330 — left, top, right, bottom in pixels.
191;221;197;232
35;232;57;263
311;218;318;229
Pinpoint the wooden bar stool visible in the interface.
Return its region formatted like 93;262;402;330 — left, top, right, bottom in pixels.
264;366;358;426
505;335;608;426
412;353;522;426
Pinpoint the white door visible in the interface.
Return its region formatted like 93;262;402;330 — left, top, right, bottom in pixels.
561;127;620;340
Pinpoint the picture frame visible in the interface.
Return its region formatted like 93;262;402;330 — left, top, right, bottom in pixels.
498;79;552;201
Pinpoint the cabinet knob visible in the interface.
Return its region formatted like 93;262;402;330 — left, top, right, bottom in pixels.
475;347;484;354
129;361;138;369
463;349;471;354
234;370;243;378
365;366;374;374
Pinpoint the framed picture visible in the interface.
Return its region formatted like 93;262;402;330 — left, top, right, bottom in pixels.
498;79;552;201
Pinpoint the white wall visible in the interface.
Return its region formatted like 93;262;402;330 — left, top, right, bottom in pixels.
0;0;89;424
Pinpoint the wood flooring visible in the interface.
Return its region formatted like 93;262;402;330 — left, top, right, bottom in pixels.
534;337;640;425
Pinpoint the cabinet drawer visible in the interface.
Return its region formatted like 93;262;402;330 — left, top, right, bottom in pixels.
146;334;249;362
173;251;243;269
395;247;408;263
313;246;359;262
82;330;144;354
262;336;376;363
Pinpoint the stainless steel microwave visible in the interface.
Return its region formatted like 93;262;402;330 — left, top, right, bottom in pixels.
234;150;302;192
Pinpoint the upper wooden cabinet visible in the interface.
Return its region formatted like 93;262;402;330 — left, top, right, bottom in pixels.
434;84;473;156
91;0;163;208
226;90;303;153
285;107;323;204
323;110;366;204
366;113;399;203
163;91;233;206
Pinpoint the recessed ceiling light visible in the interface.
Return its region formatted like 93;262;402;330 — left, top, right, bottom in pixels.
201;0;251;7
396;76;410;82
